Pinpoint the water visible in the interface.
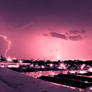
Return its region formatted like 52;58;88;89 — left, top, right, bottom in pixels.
22;71;62;78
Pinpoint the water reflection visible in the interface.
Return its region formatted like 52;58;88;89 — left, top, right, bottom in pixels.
22;71;62;78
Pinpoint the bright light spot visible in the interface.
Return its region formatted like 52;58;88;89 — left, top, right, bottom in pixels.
58;63;66;69
79;70;87;74
89;87;92;90
19;60;23;63
41;65;45;68
50;64;53;67
81;64;85;70
88;68;92;72
69;70;76;74
86;87;92;92
8;64;19;68
30;64;34;67
7;57;12;62
85;81;88;83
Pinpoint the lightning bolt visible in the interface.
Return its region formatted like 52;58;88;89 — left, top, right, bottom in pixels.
0;34;12;57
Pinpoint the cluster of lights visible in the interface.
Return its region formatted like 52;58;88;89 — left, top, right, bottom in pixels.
58;63;66;69
1;57;92;77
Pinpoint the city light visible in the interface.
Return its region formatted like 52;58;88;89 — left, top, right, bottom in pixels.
79;70;87;74
50;64;53;68
88;68;92;72
58;63;66;69
7;57;12;62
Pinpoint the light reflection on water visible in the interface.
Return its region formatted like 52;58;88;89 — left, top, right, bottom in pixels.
22;70;92;79
22;71;63;78
22;71;83;91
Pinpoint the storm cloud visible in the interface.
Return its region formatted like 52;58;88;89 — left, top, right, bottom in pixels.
69;30;86;34
67;29;87;41
69;35;82;41
50;32;67;40
50;30;87;41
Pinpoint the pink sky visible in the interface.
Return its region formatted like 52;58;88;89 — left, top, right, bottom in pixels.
0;0;92;60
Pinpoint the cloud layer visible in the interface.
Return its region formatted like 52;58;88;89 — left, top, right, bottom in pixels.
50;32;67;40
69;35;82;41
69;29;86;34
49;29;87;41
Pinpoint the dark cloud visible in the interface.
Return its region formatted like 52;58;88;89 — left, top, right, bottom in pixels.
69;29;86;34
69;35;83;41
65;29;87;41
50;32;67;39
49;30;87;41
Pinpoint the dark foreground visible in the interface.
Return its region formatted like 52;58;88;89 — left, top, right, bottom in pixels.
0;68;76;92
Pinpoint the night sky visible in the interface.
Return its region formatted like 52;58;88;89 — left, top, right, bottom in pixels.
0;0;92;60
